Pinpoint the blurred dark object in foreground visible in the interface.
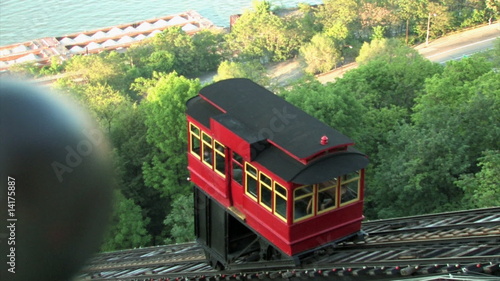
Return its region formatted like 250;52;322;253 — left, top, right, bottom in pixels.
0;80;113;281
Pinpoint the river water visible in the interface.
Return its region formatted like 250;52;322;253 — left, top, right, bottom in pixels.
0;0;322;46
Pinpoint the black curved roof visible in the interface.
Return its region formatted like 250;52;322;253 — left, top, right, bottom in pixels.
253;145;368;184
198;78;353;160
187;78;369;184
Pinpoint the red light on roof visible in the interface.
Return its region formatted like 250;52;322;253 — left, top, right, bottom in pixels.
321;135;329;145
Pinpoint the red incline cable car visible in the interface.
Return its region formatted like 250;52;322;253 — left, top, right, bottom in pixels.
186;78;369;269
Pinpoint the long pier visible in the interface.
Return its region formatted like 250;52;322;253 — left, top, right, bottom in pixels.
0;10;216;72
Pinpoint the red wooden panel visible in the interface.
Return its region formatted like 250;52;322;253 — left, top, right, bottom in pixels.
211;118;252;160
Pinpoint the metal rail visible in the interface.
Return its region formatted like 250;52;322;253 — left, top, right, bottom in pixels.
362;207;500;233
75;207;500;280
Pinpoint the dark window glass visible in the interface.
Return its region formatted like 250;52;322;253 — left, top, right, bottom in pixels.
275;183;287;220
214;141;225;177
294;185;314;221
260;173;272;210
245;163;258;200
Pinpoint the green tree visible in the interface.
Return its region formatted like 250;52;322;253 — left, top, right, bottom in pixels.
227;0;304;61
125;43;154;67
415;59;499;171
413;57;493;120
416;1;453;42
358;2;394;39
101;190;152;251
357;105;409;165
456;150;500;208
111;103;167;244
150;27;196;74
214;60;270;87
370;122;467;218
395;0;426;44
191;29;227;73
485;0;500;24
63;54;120;85
138;72;201;197
142;27;225;75
163;194;195;244
300;33;341;74
145;50;175;74
81;83;128;133
369;58;499;218
315;0;359;42
39;56;66;76
356;38;418;65
343;48;442;110
280;78;367;142
371;26;386;40
294;3;322;41
56;51;138;99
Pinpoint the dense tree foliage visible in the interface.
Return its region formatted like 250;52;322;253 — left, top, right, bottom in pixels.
281;77;366;140
163;194;195;244
315;0;360;41
147;27;226;75
369;58;499;218
227;1;308;62
137;72;201;198
300;33;341;74
101;191;152;251
456;150;500;208
135;72;201;243
111;104;167;244
80;83;128;133
214;60;270;86
356;38;417;65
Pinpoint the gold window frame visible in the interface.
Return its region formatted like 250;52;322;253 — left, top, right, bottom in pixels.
201;132;213;168
245;163;258;201
274;182;288;222
293;185;315;222
189;123;201;159
214;140;226;178
259;172;273;211
317;180;338;214
339;172;360;206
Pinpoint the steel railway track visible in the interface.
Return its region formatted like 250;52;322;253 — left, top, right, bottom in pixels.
362;207;500;234
75;207;500;281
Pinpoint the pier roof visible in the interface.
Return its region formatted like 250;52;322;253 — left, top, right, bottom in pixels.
0;10;216;71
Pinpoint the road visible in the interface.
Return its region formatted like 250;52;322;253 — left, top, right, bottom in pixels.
317;22;499;84
415;22;500;63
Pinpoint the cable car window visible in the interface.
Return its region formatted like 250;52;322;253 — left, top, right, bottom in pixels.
245;163;258;201
317;179;337;214
343;172;359;182
294;185;314;222
189;123;201;158
340;172;360;205
259;173;272;211
202;132;213;167
274;182;287;221
232;152;243;185
214;141;226;178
